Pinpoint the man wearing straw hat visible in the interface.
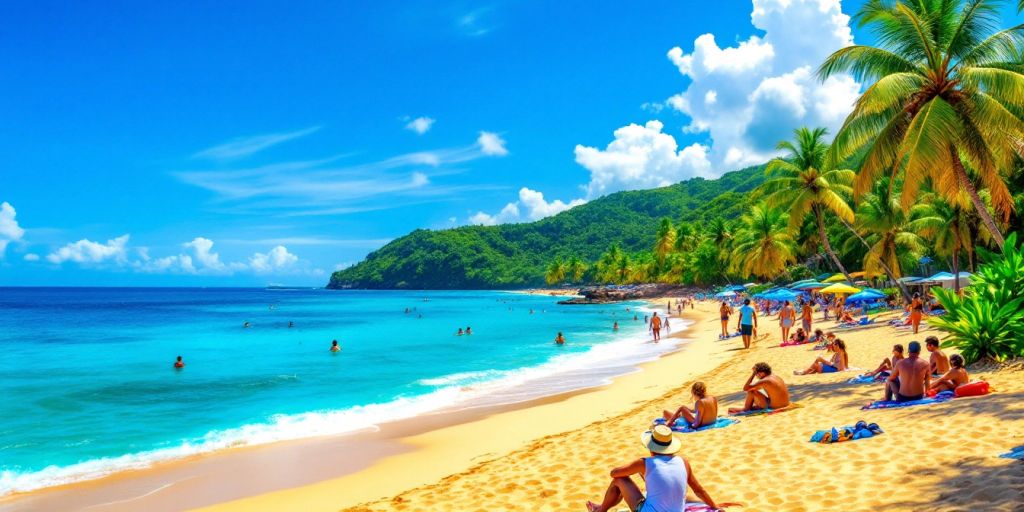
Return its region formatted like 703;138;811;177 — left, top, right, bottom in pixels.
586;424;725;512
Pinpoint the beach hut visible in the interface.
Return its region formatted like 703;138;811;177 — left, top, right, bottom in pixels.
819;283;860;295
918;271;972;289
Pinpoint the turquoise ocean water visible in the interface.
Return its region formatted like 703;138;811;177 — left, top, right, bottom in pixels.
0;288;686;496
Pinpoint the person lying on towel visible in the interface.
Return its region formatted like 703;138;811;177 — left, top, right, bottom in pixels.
884;341;930;402
663;381;718;429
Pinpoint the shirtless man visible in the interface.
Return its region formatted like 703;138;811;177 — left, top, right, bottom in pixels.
330;340;341;352
800;300;814;334
663;381;718;429
650;312;662;341
885;341;930;401
930;354;969;393
728;362;791;414
925;336;950;376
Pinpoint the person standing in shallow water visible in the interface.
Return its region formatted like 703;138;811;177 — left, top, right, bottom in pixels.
173;356;184;369
650;312;662;342
330;340;341;353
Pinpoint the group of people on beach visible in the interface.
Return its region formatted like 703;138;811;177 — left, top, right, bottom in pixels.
588;289;967;511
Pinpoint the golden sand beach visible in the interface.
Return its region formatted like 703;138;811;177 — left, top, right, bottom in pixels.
197;300;1024;512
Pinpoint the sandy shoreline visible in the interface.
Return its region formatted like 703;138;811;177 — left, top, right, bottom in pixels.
6;299;1023;511
0;299;700;511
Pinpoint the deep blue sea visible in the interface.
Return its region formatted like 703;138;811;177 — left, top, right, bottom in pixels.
0;288;684;495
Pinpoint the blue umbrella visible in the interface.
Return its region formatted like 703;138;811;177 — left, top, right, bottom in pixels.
846;289;886;302
765;289;800;302
791;281;826;290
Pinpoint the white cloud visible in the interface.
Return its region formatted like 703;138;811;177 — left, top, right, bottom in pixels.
662;0;859;168
47;235;130;265
183;237;226;271
23;253;39;261
0;202;25;256
249;246;298;273
574;120;713;198
193;126;320;160
477;131;509;156
404;116;435;135
469;187;586;226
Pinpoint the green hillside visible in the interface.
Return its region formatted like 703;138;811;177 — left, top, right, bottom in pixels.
327;164;767;289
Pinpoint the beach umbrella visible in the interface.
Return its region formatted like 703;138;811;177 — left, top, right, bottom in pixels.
846;289;886;302
791;281;826;290
726;285;746;292
768;289;800;302
814;272;833;281
822;273;847;283
819;283;860;295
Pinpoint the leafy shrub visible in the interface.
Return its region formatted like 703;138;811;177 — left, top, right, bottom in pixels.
930;232;1024;364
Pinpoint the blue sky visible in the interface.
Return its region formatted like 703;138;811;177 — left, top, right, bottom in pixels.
1;1;1020;286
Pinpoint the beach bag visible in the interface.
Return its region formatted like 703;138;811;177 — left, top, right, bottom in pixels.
954;381;990;397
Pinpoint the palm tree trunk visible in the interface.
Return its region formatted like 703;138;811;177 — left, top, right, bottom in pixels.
951;147;1005;249
836;216;912;301
816;206;852;282
951;250;960;293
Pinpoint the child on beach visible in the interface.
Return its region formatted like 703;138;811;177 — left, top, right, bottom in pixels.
863;344;904;378
929;354;969;393
794;339;848;374
585;425;724;512
926;336;950;376
662;381;718;430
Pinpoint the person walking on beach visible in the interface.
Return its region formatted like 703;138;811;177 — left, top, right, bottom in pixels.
779;300;795;343
800;299;813;334
585;425;724;512
663;381;718;429
664;316;671;333
736;299;757;349
719;301;732;338
650;313;662;341
728;362;790;414
909;293;924;334
885;341;930;402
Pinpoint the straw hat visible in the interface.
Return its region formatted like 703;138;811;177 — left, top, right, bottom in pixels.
641;425;682;454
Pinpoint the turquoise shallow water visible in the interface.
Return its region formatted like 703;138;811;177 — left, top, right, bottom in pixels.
0;288;684;495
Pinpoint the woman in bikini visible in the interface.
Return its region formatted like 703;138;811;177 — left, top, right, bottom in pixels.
909;293;924;334
719;301;732;338
795;338;849;375
778;300;795;344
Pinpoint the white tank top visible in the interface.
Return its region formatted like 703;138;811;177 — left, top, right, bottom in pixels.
642;455;688;512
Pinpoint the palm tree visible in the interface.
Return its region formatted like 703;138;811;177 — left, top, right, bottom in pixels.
654;218;677;265
848;181;925;282
909;195;972;291
595;244;622;283
730;204;797;280
762;127;856;281
567;256;587;283
819;0;1024;249
545;258;566;285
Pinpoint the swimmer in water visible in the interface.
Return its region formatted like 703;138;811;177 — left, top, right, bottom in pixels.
288;321;294;328
174;356;185;369
634;315;638;321
330;340;341;352
243;321;251;328
555;332;566;345
466;326;472;335
613;321;619;331
457;328;464;336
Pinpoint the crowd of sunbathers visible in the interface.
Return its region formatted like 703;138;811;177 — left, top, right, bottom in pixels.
585;293;974;512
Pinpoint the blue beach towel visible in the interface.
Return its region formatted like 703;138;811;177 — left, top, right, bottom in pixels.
998;445;1024;459
848;373;887;384
653;417;739;433
861;391;954;410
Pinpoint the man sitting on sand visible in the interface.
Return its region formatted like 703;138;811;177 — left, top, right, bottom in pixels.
663;382;718;430
728;362;791;414
925;336;950;376
586;425;723;512
930;354;969;393
885;341;930;401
